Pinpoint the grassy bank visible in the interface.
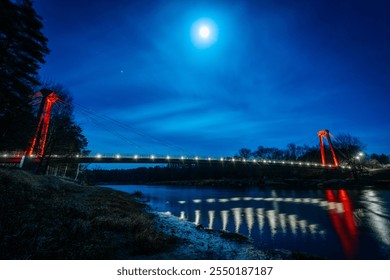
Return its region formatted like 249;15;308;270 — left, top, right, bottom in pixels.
0;168;176;259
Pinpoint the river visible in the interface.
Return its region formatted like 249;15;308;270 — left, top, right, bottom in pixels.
105;184;390;259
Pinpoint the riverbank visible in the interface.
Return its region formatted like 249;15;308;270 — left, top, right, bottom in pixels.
0;168;176;259
0;168;280;260
144;211;322;260
115;176;390;189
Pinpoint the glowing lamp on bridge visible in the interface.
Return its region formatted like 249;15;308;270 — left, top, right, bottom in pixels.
150;155;155;160
96;154;102;159
166;156;170;160
195;156;199;161
180;156;185;160
220;157;224;161
208;157;211;161
116;154;121;159
134;155;138;159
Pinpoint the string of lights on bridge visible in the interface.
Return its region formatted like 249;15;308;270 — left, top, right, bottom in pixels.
1;152;353;169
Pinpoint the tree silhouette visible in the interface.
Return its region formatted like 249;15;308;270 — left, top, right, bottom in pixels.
237;148;252;159
332;133;366;162
0;0;49;152
36;82;89;174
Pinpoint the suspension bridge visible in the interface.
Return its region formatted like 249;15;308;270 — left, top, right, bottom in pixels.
0;89;352;171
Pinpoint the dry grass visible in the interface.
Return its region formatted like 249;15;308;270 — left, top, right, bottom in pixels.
0;168;177;259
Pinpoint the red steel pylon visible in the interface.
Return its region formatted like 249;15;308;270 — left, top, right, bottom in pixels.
317;129;339;167
26;89;59;157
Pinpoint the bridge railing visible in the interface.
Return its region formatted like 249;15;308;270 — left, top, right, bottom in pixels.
1;151;354;170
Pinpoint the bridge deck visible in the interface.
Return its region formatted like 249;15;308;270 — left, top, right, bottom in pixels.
0;155;344;170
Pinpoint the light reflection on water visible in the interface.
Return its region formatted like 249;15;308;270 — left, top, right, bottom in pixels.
105;185;390;259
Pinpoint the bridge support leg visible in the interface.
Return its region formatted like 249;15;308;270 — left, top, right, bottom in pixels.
317;129;340;167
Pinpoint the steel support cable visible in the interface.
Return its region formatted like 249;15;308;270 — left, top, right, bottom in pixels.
75;103;184;153
328;134;351;161
73;106;141;149
56;99;141;149
56;99;145;148
57;99;185;154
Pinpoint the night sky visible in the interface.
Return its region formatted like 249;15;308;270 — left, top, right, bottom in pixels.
34;0;390;158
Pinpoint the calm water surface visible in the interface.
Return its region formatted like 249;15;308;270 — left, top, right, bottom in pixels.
105;184;390;259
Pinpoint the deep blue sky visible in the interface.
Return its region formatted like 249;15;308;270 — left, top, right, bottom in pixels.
34;0;390;158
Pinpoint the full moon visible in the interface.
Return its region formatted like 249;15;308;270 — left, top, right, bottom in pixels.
199;25;210;39
191;18;218;48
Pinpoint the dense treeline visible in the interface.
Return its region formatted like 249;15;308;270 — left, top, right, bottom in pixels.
84;133;389;184
83;163;331;185
237;134;389;167
0;1;88;166
0;0;49;151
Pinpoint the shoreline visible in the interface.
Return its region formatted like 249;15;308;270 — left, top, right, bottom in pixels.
99;177;390;189
145;211;323;260
142;211;268;260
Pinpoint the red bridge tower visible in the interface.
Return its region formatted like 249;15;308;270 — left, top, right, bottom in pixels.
317;129;339;167
25;89;59;158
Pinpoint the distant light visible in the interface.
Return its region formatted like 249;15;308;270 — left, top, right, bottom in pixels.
195;156;199;160
253;159;256;163
208;157;211;161
134;155;138;159
96;154;102;158
150;155;155;160
166;155;170;160
243;159;246;162
358;152;364;157
181;156;185;160
116;154;121;159
76;154;80;158
232;158;235;162
220;157;224;161
3;154;7;157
